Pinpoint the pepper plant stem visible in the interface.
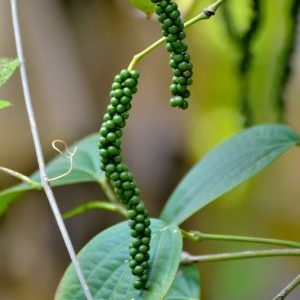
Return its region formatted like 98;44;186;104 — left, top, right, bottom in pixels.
9;1;93;299
181;230;300;249
128;0;226;71
181;249;300;264
272;274;300;300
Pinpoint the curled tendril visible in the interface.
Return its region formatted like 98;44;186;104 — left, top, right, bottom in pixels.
48;139;78;182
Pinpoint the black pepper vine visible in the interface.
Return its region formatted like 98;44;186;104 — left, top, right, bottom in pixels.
151;0;193;109
99;69;151;290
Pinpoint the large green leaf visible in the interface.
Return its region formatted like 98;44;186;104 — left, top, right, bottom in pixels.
165;266;200;300
129;0;155;17
161;125;300;225
0;100;12;110
0;58;19;87
55;219;182;300
0;133;104;215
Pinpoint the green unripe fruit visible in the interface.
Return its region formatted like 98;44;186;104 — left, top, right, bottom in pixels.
112;89;123;99
124;78;136;88
135;214;145;223
131;230;139;238
135;223;145;233
110;172;119;181
141;274;149;282
122;181;133;190
180;100;189;110
141;237;150;245
144;228;151;237
127;210;136;219
103;113;111;122
139;245;149;253
130;70;140;80
111;97;119;106
116;163;127;172
170;97;182;107
133;280;144;290
120;69;130;80
129;196;140;206
113;180;122;188
105;120;115;131
129;259;137;269
99;149;108;158
116;104;125;113
112;82;121;90
133;266;144;275
106;132;117;142
135;203;145;213
114;155;122;163
124;190;133;199
107;146;119;156
123;87;132;97
130;248;138;257
132;238;141;247
105;164;115;174
114;75;122;83
120;96;131;105
120;171;130;181
107;104;116;114
135;253;145;262
113;115;124;126
169;10;180;19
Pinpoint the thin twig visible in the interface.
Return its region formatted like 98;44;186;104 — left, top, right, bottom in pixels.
181;230;300;249
0;166;41;189
9;1;93;299
272;274;300;300
180;249;300;264
127;0;226;70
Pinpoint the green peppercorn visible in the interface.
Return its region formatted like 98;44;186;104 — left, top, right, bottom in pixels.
151;0;193;109
99;69;151;290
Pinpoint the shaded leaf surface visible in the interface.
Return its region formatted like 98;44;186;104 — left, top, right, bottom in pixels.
0;134;104;214
165;266;200;300
161;125;300;224
55;219;182;300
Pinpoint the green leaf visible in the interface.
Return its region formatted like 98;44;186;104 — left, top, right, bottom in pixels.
0;100;12;110
161;125;300;225
0;133;104;215
165;266;200;300
0;58;19;87
55;219;182;300
129;0;155;18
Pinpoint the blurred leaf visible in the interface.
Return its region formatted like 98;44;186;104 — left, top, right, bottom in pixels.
0;100;12;110
161;125;300;225
165;266;200;300
0;58;19;87
55;219;182;300
0;133;104;215
129;0;155;17
63;200;126;219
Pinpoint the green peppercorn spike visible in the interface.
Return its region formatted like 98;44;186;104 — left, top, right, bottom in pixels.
151;0;193;109
99;69;151;290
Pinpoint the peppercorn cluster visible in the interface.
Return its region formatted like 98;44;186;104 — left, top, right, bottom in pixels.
151;0;193;109
99;69;151;290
